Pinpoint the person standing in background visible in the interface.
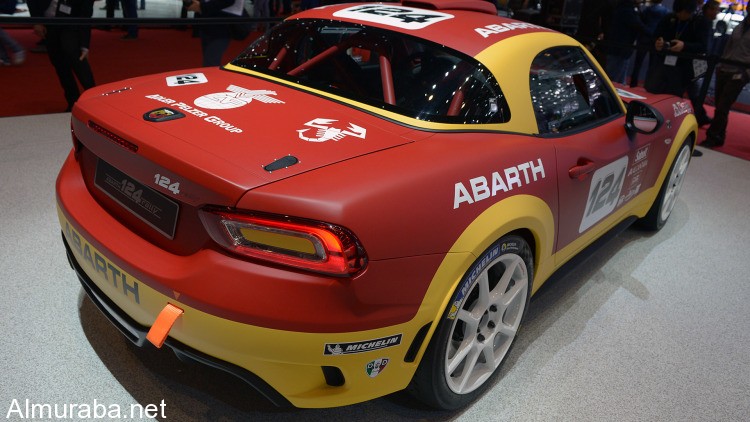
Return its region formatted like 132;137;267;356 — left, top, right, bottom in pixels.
575;0;615;66
1;0;27;65
30;0;96;112
630;0;669;87
186;0;245;66
118;0;139;39
253;0;270;32
689;0;721;126
102;0;138;39
0;27;26;66
605;0;646;84
647;0;710;97
0;0;27;66
299;0;318;11
26;0;49;53
702;14;750;148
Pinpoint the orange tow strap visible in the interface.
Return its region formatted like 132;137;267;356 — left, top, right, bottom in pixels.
146;303;184;348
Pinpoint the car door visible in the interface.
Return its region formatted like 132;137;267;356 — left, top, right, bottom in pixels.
528;46;653;265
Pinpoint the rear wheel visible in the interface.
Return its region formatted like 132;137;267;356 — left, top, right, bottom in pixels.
409;235;533;409
640;139;692;230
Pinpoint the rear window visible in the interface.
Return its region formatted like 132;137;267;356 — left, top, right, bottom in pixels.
230;19;510;124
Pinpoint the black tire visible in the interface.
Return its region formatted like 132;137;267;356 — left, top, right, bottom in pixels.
408;235;533;410
639;139;692;230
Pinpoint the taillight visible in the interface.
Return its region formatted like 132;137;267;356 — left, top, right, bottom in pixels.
200;208;367;276
70;122;82;158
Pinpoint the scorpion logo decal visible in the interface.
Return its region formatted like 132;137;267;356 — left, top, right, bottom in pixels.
297;118;367;143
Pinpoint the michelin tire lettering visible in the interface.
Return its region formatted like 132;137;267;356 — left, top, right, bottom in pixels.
448;244;500;319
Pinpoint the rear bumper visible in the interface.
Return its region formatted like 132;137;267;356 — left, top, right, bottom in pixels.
55;150;432;408
63;234;292;407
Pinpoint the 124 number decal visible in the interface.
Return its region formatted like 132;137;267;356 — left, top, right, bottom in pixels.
154;174;181;195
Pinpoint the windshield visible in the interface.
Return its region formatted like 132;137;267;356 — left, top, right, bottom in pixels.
230;19;510;124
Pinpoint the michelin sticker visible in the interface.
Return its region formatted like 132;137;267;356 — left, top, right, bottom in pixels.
333;5;453;30
298;118;367;143
166;73;208;87
579;156;628;233
324;334;402;355
195;85;284;109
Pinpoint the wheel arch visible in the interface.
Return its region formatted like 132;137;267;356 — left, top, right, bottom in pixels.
407;194;555;366
632;113;698;219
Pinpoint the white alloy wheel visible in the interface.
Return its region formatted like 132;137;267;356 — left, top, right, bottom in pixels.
444;252;528;394
409;235;533;410
640;139;693;231
659;144;691;223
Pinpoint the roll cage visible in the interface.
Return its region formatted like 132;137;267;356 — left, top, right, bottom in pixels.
231;19;510;124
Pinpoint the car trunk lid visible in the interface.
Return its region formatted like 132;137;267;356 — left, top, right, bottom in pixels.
73;68;420;207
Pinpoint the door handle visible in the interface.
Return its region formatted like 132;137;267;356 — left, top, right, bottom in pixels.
569;159;596;180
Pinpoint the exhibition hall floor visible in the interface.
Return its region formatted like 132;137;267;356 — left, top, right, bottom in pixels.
1;113;749;421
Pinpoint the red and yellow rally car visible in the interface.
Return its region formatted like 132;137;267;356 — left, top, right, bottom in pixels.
56;0;697;410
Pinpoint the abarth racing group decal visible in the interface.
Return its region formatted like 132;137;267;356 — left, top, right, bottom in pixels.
365;358;389;378
453;159;546;209
324;334;402;355
146;94;244;133
166;73;208;87
297;118;367;143
333;5;453;30
195;85;284;109
579;156;628;233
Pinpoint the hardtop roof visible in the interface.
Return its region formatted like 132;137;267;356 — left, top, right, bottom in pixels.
289;1;553;58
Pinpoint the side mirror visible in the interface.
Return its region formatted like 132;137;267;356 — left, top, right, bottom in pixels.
625;100;664;135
